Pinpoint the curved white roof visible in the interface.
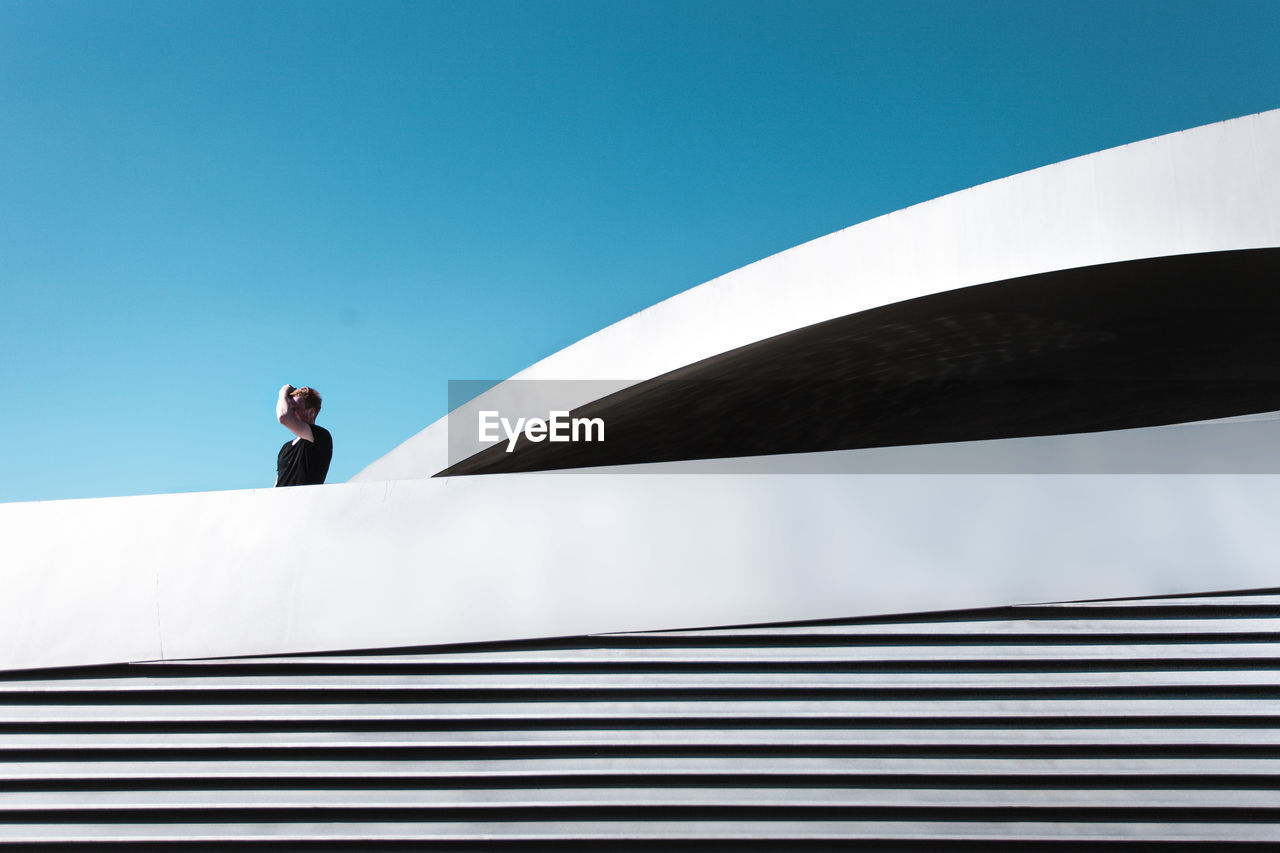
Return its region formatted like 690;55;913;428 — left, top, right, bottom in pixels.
355;109;1280;481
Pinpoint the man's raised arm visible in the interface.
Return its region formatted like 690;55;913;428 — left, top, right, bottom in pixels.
276;384;315;443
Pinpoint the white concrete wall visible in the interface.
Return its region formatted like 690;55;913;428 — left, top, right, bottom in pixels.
6;413;1280;672
354;109;1280;481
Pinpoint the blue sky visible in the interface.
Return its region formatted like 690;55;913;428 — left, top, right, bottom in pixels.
2;0;1277;503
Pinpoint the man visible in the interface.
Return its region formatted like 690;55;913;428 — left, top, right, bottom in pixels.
275;384;333;487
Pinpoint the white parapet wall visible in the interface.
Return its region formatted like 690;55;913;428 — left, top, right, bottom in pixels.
354;109;1280;481
6;426;1280;672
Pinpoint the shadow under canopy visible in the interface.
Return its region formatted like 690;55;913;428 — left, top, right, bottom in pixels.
442;248;1280;476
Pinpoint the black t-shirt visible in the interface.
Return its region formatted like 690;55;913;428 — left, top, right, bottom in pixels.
276;424;333;487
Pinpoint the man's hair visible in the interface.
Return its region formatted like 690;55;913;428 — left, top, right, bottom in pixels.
292;386;322;412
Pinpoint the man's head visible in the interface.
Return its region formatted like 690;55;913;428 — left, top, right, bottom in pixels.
290;386;322;424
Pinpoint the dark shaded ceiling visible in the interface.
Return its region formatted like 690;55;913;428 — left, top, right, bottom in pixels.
441;248;1280;476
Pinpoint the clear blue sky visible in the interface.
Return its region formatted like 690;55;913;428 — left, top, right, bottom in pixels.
2;0;1277;503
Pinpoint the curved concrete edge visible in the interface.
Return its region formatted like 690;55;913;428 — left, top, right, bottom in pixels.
7;459;1280;671
353;109;1280;482
535;411;1280;475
